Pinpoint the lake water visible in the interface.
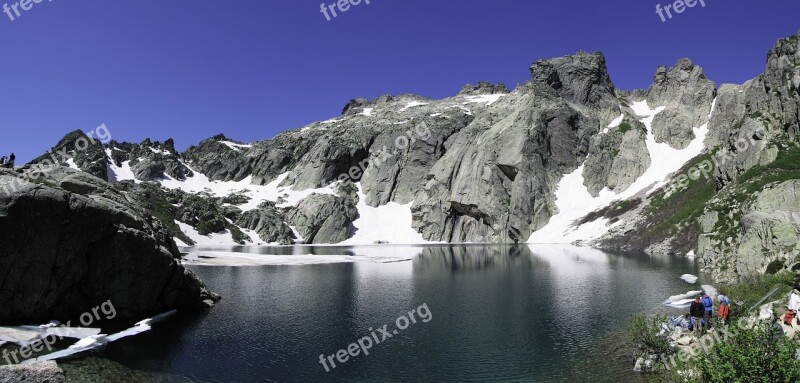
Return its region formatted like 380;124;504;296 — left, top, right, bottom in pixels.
62;245;698;382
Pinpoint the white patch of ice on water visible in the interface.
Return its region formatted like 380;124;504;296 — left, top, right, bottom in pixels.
680;274;699;284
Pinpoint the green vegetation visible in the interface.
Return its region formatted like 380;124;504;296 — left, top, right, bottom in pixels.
629;314;673;358
642;152;716;244
618;122;633;134
706;141;800;243
721;271;794;311
737;142;800;194
677;324;800;383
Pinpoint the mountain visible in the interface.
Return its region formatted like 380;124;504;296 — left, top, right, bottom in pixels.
12;30;800;284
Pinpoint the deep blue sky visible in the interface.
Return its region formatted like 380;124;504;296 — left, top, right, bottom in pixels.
1;0;799;162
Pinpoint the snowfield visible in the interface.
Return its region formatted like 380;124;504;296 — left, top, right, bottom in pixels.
527;99;716;244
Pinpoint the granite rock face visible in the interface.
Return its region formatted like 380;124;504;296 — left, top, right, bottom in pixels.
411;52;621;243
698;180;800;281
647;59;717;149
583;116;651;196
286;185;359;244
237;202;296;245
0;167;218;324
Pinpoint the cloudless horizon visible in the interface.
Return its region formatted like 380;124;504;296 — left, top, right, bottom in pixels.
1;0;799;163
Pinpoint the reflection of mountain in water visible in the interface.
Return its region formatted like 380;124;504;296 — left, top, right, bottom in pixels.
413;244;697;274
415;245;543;272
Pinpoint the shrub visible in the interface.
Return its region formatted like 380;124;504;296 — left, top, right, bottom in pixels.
629;314;673;357
695;323;800;383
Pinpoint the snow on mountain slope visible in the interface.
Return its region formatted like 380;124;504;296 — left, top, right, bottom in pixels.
105;149;137;183
528;99;716;244
159;168;337;211
340;184;436;246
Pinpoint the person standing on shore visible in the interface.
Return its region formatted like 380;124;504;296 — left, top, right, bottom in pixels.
718;291;731;325
0;156;5;167
8;153;15;168
690;296;705;337
701;291;714;329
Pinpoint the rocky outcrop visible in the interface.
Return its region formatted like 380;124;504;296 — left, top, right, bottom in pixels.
286;186;358;244
0;167;218;324
28;130;109;181
0;361;64;383
236;202;296;245
699;180;800;281
647;58;717;149
458;82;510;96
583;116;651;196
182;135;252;182
109;139;192;182
706;33;800;185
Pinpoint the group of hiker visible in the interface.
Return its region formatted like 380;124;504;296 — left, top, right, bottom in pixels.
0;153;15;168
687;291;731;336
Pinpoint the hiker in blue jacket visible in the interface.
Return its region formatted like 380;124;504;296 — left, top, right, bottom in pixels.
701;291;714;329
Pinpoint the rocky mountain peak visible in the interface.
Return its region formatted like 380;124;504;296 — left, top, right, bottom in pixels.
764;31;800;92
647;58;715;108
457;82;510;96
342;98;370;115
528;51;616;107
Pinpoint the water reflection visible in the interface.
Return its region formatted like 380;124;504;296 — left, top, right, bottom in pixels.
83;245;697;383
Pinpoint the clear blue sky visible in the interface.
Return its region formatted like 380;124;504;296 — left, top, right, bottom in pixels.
1;0;798;162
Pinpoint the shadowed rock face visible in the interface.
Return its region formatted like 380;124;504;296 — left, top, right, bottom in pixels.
0;168;218;324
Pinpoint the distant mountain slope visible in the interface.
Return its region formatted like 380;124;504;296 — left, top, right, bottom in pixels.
21;30;800;282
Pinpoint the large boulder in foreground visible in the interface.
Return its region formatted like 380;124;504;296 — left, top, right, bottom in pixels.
0;167;219;324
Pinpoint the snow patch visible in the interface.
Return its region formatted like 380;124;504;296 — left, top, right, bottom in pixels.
463;94;505;106
400;101;429;111
219;141;253;151
105;149;138;183
339;184;436;245
65;158;80;170
176;221;238;246
527;99;716;244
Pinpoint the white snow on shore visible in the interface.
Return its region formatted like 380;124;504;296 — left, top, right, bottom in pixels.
527;99;716;244
664;290;702;308
181;246;422;267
